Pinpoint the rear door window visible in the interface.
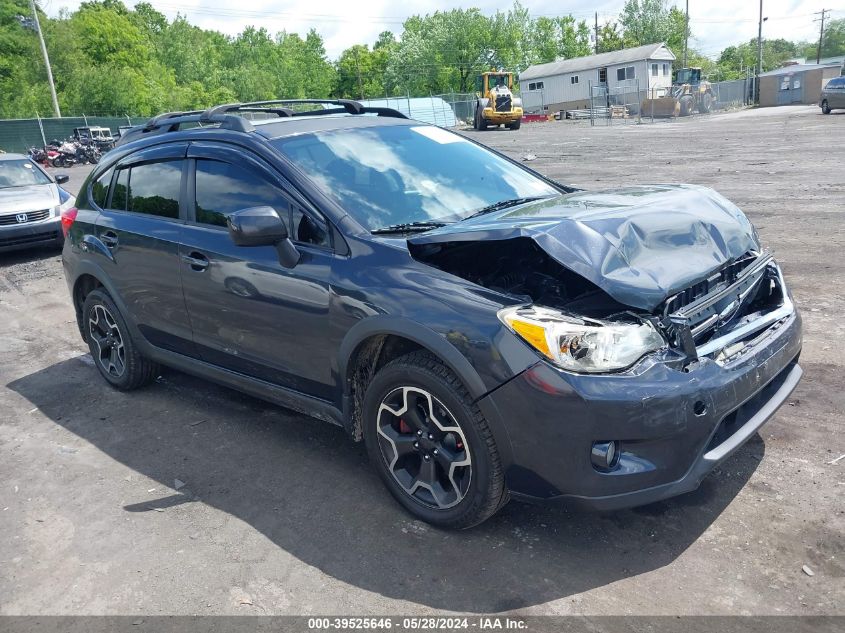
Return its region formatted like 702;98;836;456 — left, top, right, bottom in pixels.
108;161;183;218
127;161;182;218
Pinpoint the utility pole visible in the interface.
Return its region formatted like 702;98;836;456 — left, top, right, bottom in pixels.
354;49;364;100
756;0;764;104
682;0;689;68
29;0;60;118
814;9;831;64
594;12;599;54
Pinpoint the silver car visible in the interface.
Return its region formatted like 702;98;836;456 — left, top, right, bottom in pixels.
0;153;75;253
820;76;845;114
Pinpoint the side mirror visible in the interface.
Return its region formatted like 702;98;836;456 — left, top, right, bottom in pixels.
55;174;69;184
227;206;300;268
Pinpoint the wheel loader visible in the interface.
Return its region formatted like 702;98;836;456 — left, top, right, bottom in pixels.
641;67;715;117
473;71;523;130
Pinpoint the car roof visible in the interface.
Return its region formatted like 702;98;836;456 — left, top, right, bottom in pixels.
253;114;416;141
0;153;29;161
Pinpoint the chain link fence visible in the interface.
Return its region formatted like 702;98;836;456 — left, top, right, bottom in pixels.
0;115;143;154
587;80;645;126
360;94;476;127
712;79;752;109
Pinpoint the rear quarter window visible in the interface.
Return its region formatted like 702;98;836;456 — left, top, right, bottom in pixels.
91;167;114;209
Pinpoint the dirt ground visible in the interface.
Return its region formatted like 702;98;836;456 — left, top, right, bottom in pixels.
0;105;842;616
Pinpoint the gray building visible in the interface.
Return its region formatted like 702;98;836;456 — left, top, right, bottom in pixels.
518;43;676;113
759;63;842;107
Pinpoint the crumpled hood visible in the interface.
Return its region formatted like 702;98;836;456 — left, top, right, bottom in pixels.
408;184;760;311
0;184;59;216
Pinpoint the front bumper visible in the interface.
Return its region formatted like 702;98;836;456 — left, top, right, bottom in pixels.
482;107;523;122
0;216;63;253
482;304;802;510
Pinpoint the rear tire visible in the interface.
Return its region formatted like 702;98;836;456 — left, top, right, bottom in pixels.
679;96;694;116
82;289;159;391
821;100;831;114
508;118;522;130
475;108;488;131
363;351;508;529
699;93;713;113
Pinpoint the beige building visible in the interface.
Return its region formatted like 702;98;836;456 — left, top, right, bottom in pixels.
759;64;842;107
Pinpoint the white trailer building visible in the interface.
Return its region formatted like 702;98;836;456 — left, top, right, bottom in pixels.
519;43;676;113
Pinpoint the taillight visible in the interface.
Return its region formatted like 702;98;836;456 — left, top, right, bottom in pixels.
61;206;78;237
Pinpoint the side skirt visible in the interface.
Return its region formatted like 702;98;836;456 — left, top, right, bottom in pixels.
144;346;344;427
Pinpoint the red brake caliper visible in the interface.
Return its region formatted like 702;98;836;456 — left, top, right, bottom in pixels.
399;418;412;434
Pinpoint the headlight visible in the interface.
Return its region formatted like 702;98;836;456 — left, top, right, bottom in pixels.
499;305;665;373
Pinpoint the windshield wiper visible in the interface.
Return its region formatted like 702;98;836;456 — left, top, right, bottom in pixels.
462;196;551;221
371;221;448;234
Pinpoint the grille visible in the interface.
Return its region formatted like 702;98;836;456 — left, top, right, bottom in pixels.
0;209;51;226
495;95;512;112
662;252;758;317
0;230;60;247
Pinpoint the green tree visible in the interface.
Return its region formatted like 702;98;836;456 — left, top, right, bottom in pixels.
716;38;798;79
618;0;687;57
597;21;625;53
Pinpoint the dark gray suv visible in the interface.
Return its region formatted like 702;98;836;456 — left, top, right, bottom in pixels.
62;99;803;528
820;76;845;114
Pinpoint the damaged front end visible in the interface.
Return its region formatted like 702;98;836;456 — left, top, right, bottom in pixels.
407;185;796;373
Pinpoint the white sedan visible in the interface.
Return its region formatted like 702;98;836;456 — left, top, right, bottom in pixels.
0;153;74;253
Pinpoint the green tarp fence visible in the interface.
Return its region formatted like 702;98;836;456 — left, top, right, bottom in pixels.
0;116;144;154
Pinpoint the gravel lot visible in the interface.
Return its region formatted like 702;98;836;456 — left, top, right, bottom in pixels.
1;105;842;616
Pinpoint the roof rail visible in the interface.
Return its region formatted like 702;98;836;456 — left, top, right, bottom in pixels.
115;98;409;147
115;111;254;147
204;99;408;120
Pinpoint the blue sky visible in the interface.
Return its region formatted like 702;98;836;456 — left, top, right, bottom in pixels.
43;0;842;60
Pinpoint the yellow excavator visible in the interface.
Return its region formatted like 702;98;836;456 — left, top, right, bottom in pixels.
473;71;523;130
641;67;715;117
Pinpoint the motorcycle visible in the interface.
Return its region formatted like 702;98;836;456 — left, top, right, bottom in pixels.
27;145;60;168
51;140;79;168
77;143;101;164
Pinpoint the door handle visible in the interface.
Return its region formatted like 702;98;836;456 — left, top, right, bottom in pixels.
100;231;118;248
182;251;210;271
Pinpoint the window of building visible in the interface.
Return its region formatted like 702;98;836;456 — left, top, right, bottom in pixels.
616;66;636;81
651;63;658;77
598;68;607;83
527;81;544;91
536;81;543;89
570;75;579;85
663;63;670;76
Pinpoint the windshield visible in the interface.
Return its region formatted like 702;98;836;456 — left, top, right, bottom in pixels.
272;124;557;230
0;159;52;189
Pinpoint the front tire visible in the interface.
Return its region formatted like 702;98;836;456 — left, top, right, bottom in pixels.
821;100;831;114
363;351;508;529
508;118;522;130
82;289;159;390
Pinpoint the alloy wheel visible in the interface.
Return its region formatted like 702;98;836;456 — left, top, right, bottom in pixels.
88;304;126;377
376;386;472;510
